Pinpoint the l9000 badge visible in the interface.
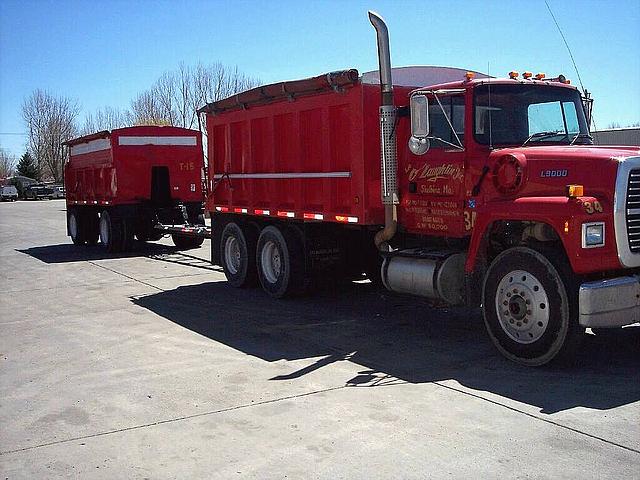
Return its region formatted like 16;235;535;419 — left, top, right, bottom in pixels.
540;169;568;178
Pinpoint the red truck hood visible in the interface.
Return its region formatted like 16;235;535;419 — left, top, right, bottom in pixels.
487;145;640;200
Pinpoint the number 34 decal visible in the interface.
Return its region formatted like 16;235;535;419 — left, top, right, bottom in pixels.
464;211;477;231
583;200;603;214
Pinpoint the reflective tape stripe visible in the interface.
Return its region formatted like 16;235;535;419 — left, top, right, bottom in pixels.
303;213;324;220
118;136;197;146
70;138;111;156
212;171;350;179
233;207;248;214
335;215;358;223
277;211;295;218
254;209;270;215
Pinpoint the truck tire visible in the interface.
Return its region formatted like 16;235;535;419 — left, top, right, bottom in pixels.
256;225;305;298
482;247;582;366
83;211;100;245
68;210;85;245
219;222;257;288
99;210;124;253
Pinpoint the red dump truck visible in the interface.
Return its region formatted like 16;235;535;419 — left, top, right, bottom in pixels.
199;12;640;366
64;126;205;252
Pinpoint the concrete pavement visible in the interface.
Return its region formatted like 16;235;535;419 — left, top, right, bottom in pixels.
1;199;639;478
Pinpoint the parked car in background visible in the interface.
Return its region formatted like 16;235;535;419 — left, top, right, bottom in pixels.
51;185;66;198
0;185;19;201
24;183;53;200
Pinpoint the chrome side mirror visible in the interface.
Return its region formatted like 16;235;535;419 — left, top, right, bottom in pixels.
408;94;430;155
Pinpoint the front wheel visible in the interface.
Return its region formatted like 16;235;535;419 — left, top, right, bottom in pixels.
482;247;583;366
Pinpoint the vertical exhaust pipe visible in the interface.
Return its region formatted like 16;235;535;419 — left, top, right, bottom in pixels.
368;11;398;251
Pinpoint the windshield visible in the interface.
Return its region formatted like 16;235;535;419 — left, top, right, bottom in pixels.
474;84;589;146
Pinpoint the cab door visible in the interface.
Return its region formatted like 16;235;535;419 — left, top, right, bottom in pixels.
400;93;467;237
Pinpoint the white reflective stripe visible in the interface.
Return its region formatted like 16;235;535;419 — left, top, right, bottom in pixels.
118;136;198;146
70;138;111;156
212;171;350;179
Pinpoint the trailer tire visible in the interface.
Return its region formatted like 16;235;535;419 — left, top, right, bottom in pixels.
99;210;124;253
219;222;257;287
68;210;85;245
482;247;582;366
172;234;204;250
256;225;305;298
83;211;100;245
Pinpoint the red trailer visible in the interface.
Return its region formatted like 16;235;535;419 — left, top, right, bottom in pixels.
64;126;206;252
198;12;640;366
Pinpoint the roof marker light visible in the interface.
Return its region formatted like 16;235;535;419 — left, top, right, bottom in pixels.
465;72;475;81
509;71;519;79
535;73;546;80
523;71;533;79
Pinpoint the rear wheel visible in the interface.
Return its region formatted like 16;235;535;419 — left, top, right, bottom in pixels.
68;210;85;245
256;225;305;298
99;210;124;253
482;247;583;366
220;222;257;288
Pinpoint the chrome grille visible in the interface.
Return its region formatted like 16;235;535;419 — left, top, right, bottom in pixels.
626;169;640;252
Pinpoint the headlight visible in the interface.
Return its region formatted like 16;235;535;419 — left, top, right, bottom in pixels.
582;222;605;248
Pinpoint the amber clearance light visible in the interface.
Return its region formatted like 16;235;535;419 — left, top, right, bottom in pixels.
566;184;584;197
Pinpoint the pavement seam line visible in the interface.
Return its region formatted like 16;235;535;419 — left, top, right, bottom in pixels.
0;385;346;456
88;261;165;292
428;380;640;455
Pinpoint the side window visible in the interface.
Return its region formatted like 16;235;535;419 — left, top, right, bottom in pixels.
428;95;465;148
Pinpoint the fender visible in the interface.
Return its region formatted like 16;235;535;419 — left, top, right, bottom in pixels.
465;196;621;275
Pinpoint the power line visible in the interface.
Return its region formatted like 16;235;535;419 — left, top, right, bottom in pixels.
0;132;28;136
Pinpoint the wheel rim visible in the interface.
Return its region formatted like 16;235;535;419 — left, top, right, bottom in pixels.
495;269;550;344
261;240;281;284
69;213;78;239
99;215;109;245
224;235;241;275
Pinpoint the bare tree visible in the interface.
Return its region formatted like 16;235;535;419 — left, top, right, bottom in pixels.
128;63;261;129
0;148;16;178
82;106;130;135
22;90;79;182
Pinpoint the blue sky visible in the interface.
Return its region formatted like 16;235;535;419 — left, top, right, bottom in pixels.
1;0;639;157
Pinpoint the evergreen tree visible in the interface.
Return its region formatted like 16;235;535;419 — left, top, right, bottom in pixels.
16;152;39;180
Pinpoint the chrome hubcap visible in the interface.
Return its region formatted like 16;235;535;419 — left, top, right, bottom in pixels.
261;240;281;284
495;270;549;344
224;236;241;275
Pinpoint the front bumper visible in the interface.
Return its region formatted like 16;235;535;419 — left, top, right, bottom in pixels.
579;275;640;327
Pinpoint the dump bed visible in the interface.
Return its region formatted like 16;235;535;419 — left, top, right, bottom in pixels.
64;126;203;207
201;70;414;225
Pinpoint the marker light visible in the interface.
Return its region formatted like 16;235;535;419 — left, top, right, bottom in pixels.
564;221;570;233
465;71;475;81
566;184;584;197
535;73;546;80
509;71;519;79
523;71;533;79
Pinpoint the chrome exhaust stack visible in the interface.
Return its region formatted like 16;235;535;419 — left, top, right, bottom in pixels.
368;11;399;251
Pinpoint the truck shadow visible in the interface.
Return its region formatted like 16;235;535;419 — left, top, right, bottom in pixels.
17;243;221;272
132;280;640;414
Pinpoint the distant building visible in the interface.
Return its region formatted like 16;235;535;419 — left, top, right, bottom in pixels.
592;127;640;146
